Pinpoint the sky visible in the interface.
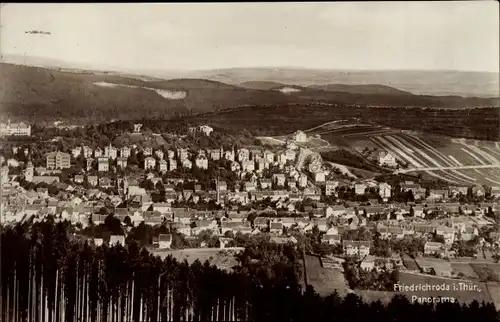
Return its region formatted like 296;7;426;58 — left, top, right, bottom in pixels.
1;2;499;72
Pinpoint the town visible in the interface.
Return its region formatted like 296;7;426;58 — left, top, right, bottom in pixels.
1;120;499;297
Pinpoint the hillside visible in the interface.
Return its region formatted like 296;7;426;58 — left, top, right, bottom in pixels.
0;63;295;124
309;84;412;95
1;63;498;125
238;81;288;90
184;104;500;141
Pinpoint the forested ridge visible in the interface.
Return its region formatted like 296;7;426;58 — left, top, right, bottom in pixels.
1;218;499;322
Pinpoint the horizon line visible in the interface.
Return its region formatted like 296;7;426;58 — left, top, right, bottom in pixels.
1;54;499;74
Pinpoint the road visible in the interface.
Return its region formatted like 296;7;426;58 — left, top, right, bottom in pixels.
396;164;500;174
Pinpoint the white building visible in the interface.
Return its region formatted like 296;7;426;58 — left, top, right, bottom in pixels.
120;147;131;158
379;182;392;200
144;157;156;170
237;148;250;162
168;158;177;171
97;157;109;172
195;154;209;170
158;159;168;172
241;160;255;172
325;181;338;196
182;159;193;169
0;121;31;136
104;145;118;160
379;151;397;167
293;130;307;143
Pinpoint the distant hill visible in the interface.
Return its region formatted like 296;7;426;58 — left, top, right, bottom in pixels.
308;84;412;95
187;67;500;98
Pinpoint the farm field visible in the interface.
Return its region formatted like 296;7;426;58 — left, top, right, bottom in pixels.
304;255;349;297
151;247;243;272
451;263;480;280
306;121;500;185
486;283;500;309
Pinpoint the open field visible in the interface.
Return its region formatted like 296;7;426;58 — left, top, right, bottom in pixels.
151;247;243;272
451;263;480;279
304;255;349;297
306;121;500;185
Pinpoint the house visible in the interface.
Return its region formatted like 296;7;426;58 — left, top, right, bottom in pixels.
343;240;371;257
199;125;213;136
72;147;82;158
224;150;235;161
46;152;71;170
269;222;283;234
460;227;478;241
435;226;455;244
325;181;338;196
144;157;156;170
221;221;252;235
157;234;172;249
298;174;308;188
354;183;367;195
192;220;218;235
322;234;341;245
272;174;286;187
109;235;126;247
253;217;269;229
244;181;256;192
263;150;275;163
411;205;424;218
194;153;208;170
155;149;165;160
168;158;177;171
120;147;131;158
94;148;103;158
378;151;397;167
143;147;153;156
360;255;376;271
428;190;449;201
74;175;84;184
326;205;346;218
315;218;328;232
472;185;486;197
117;157;128;168
82;146;93;158
237;148;250;162
260;179;272;189
97;157;109;172
158;159;168;172
173;208;193;224
424;241;445;256
86;158;94;171
104;145;118;160
490;186;500;198
182;159;192;169
293;130;307;143
287;180;297;190
449;186;469;197
314;172;325;184
87;175;98;187
241;160;255;172
378;183;392;200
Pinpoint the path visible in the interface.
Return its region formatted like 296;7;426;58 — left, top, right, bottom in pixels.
396;164;500;174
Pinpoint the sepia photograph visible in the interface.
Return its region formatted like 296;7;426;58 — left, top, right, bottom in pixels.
0;2;499;321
